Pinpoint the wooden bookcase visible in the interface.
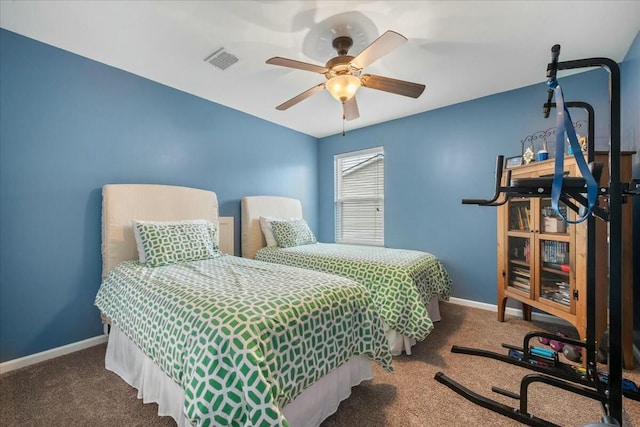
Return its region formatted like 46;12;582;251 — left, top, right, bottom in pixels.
496;152;634;368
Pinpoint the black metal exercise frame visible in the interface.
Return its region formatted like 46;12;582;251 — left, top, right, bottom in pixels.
434;45;640;426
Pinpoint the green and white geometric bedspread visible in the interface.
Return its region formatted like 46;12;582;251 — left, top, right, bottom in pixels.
256;243;452;341
95;254;393;427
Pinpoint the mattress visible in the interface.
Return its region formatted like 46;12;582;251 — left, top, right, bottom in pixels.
255;243;452;341
95;254;393;426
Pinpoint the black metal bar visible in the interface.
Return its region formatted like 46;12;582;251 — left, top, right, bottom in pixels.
544;44;561;119
556;57;619;73
604;59;623;423
519;374;607;415
554;55;624;423
584;102;598;384
462;156;505;205
492;386;520;400
434;372;561;427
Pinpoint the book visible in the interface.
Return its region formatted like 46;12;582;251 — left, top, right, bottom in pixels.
510;281;530;292
543;262;570;273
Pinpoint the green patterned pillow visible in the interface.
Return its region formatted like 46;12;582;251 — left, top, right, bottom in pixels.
270;219;317;248
133;220;219;267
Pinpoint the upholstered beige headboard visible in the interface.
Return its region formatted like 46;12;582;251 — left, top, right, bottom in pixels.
241;196;303;259
102;184;219;278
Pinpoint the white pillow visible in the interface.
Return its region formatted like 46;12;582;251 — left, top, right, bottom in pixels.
259;216;299;247
132;219;215;263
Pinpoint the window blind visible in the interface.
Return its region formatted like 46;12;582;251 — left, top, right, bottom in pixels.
335;147;384;246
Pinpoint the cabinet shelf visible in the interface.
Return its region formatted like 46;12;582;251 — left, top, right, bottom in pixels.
507;230;531;238
538;296;571;309
541;267;569;276
508;284;531;295
538;232;570;240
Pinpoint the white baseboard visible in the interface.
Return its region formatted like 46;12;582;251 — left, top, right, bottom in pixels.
446;296;573;327
0;334;108;375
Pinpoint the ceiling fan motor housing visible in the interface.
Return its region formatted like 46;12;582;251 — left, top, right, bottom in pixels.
325;55;358;80
332;36;353;56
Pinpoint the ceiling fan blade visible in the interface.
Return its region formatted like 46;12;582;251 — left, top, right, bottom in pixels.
361;74;425;98
266;57;329;74
276;83;326;110
343;96;360;121
351;30;407;69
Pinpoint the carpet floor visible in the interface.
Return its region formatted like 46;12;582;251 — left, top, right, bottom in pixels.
1;302;638;426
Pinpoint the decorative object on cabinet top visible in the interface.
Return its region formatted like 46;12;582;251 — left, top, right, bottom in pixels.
520;120;586;160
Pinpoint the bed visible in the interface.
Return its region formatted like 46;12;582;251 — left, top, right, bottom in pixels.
94;184;393;427
241;196;452;356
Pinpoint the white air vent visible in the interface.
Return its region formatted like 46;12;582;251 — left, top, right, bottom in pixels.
204;48;239;70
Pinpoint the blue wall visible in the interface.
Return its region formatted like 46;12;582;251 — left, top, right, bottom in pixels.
318;67;613;306
0;29;318;362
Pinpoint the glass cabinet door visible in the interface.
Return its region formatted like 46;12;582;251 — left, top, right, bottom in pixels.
506;199;532;295
537;198;572;308
508;199;531;232
538;239;571;306
507;236;531;294
540;199;568;234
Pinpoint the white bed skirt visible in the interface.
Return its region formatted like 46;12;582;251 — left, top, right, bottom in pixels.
386;297;441;356
105;325;373;427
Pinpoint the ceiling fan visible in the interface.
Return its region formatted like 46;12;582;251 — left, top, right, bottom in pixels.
266;30;426;121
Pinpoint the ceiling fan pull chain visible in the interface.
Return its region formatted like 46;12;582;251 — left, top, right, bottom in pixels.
342;112;346;136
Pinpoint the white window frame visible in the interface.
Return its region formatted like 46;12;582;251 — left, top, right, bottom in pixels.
334;146;384;246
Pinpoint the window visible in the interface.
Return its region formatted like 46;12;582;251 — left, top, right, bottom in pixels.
335;147;384;246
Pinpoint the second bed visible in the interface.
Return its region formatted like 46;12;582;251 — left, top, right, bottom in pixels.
241;196;452;355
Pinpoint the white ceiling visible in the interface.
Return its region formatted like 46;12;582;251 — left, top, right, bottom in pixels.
1;1;639;138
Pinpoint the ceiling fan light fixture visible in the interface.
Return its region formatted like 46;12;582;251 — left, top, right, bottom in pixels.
326;74;361;102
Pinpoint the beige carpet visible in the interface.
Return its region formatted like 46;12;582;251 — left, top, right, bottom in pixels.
1;302;638;426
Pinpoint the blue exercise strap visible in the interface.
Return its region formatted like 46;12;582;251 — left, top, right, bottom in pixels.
547;79;598;223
